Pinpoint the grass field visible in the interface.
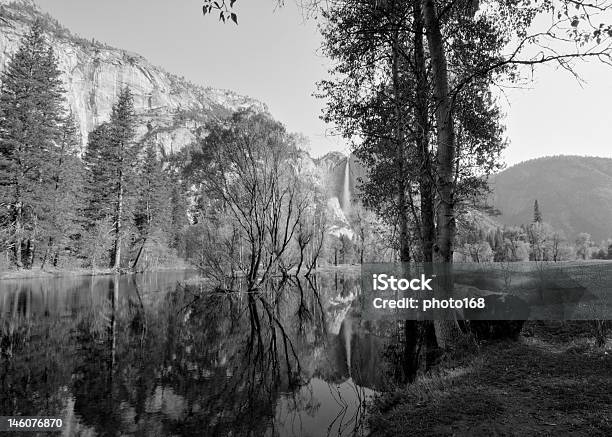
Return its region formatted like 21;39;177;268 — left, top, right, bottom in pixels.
368;321;612;436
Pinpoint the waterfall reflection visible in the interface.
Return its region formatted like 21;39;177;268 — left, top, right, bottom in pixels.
0;271;401;436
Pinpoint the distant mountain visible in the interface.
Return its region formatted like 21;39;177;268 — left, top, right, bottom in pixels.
489;156;612;241
0;0;267;154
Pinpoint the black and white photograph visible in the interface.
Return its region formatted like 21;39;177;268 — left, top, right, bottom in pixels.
0;0;611;435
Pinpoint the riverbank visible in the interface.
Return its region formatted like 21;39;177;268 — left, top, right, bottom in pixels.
0;262;364;282
0;264;192;281
368;321;612;436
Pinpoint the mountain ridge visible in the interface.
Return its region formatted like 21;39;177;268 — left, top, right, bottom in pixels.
489;155;612;241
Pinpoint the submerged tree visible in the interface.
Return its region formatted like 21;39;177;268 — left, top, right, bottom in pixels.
184;111;321;289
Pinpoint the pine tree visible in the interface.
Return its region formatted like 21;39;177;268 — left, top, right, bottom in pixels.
0;21;66;268
83;88;139;269
533;199;542;223
83;122;113;223
493;227;504;261
135;142;169;236
169;177;188;254
162;154;189;255
108;88;139;269
41;112;85;268
132;142;171;268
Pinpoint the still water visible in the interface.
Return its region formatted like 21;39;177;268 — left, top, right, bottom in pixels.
0;271;395;436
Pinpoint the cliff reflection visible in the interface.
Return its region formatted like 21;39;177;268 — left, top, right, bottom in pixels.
0;271;391;436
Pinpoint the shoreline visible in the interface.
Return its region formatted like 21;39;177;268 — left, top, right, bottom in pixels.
0;263;361;282
4;260;606;282
0;265;193;281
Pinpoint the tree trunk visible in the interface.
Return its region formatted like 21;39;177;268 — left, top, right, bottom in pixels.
422;0;455;263
412;0;441;361
40;238;52;270
132;238;146;271
422;0;463;349
398;195;411;262
402;319;420;382
413;2;435;263
14;204;23;268
26;239;35;270
109;275;119;371
112;178;124;270
391;25;411;263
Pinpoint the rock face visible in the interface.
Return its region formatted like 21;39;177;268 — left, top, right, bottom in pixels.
326;197;354;240
0;0;268;154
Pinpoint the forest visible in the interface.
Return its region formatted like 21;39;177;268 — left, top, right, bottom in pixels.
1;21;611;279
0;21;332;277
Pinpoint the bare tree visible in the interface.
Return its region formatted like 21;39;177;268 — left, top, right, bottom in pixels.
187;111;316;290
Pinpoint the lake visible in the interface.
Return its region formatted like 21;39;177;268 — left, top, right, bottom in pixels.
0;271;397;436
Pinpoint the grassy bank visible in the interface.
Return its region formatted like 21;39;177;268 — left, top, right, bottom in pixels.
369;322;612;436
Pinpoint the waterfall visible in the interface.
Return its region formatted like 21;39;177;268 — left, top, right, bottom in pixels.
342;157;351;212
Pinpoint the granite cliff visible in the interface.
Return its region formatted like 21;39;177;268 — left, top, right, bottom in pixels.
0;0;268;154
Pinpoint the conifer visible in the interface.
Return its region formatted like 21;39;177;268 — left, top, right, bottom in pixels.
83;88;139;269
533;200;543;223
41;112;85;267
0;21;66;267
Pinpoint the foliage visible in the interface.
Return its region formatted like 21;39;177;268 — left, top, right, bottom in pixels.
0;21;73;268
182;110;327;287
83;88;141;269
134;142;171;237
0;24;188;271
80;217;114;269
454;207;592;263
316;0;509;264
40;112;86;267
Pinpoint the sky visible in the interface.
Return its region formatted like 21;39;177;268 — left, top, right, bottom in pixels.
33;0;612;165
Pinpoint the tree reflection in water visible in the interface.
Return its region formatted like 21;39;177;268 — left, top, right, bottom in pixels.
0;271;394;436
